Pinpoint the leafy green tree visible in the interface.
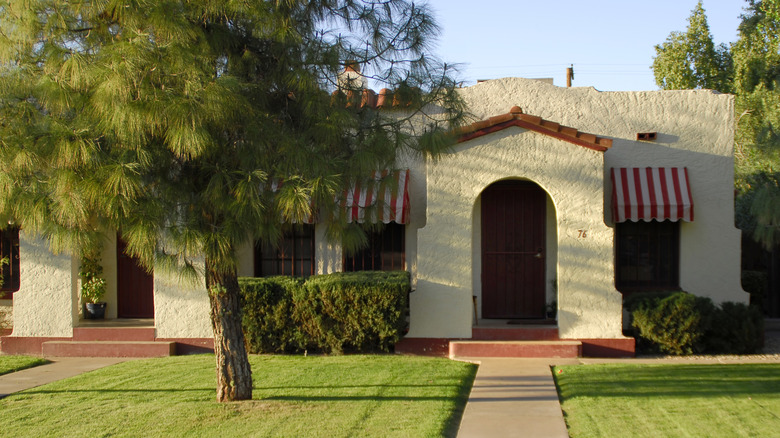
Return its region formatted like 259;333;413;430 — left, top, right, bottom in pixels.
652;1;732;92
0;0;464;401
652;1;780;249
730;1;780;247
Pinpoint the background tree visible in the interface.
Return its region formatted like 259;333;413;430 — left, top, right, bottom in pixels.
652;0;780;246
652;1;732;92
731;0;780;247
0;0;464;402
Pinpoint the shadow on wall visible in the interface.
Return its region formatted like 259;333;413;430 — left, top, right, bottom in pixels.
0;300;11;331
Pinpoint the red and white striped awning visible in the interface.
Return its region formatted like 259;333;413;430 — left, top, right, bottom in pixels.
611;167;694;223
342;169;410;224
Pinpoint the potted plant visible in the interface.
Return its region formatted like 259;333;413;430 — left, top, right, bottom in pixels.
80;250;107;319
545;300;557;320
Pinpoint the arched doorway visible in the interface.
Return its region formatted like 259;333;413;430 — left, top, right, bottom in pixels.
481;180;546;319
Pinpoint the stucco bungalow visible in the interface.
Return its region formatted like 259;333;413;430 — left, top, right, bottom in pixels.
0;77;746;357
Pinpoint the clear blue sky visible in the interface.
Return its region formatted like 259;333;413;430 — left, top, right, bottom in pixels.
423;0;746;91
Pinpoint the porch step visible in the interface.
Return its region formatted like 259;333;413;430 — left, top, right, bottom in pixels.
73;327;156;342
42;341;175;358
449;340;582;359
472;326;559;341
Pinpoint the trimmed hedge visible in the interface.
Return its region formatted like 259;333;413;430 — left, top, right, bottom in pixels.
239;276;303;354
239;271;409;354
627;291;764;355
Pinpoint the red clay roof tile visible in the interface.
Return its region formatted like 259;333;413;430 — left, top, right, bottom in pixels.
457;107;611;152
329;89;611;152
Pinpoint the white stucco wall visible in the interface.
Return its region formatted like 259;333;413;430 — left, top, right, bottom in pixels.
464;80;744;302
0;299;12;329
407;77;744;339
10;232;77;337
599;90;743;303
409;126;622;339
101;234;119;319
236;240;255;277
153;264;212;339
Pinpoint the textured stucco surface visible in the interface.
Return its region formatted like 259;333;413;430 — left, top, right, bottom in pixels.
100;234;119;319
409;125;621;339
10;233;77;337
153;265;212;339
404;78;743;340
465;78;743;304
0;299;11;329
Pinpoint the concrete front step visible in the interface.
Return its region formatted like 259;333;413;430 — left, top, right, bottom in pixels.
42;341;175;358
449;340;582;359
73;327;156;342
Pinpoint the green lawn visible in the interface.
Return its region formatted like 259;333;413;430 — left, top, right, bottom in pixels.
0;355;48;376
0;354;476;437
554;363;780;438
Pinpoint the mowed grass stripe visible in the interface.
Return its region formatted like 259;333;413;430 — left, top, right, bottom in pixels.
1;354;476;437
0;355;48;376
554;364;780;438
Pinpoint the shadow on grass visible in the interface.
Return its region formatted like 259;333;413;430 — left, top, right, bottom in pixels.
555;364;780;400
0;358;50;377
19;377;480;404
441;363;478;438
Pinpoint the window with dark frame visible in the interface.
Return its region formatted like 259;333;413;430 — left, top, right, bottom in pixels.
615;220;680;293
254;224;315;278
0;228;20;298
344;223;405;272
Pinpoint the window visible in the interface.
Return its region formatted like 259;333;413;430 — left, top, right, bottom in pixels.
344;223;405;271
0;228;20;298
616;220;679;293
254;225;315;278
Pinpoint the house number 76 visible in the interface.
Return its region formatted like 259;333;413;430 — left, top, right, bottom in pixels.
577;230;587;238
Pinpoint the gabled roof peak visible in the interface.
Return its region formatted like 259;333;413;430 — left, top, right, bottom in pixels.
456;106;612;152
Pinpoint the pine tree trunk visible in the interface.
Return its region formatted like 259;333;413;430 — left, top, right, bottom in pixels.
206;259;253;402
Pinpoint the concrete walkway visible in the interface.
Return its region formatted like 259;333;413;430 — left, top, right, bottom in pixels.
456;358;578;438
0;357;132;399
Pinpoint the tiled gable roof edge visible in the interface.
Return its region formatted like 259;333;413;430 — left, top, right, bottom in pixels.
456;106;612;152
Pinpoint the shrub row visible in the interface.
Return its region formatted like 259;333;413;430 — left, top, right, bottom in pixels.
239;271;409;354
625;291;763;355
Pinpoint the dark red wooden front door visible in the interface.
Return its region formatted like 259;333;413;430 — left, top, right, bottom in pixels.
117;237;154;318
481;180;546;319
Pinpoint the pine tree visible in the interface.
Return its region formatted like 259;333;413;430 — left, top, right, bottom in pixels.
0;0;464;402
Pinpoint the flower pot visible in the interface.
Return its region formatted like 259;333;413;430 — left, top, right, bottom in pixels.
84;302;107;320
